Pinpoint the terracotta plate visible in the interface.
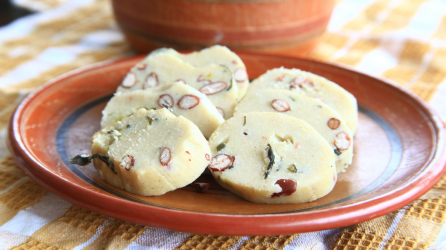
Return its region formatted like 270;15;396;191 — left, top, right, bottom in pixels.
7;53;446;236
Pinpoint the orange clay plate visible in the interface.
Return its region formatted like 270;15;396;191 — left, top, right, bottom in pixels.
7;53;446;236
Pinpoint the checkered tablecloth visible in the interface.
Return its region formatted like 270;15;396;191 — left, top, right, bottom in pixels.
0;0;446;249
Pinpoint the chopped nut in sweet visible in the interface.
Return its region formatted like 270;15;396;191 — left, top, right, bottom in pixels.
151;45;250;99
90;108;211;196
234;89;354;173
247;67;358;133
102;83;224;138
271;99;290;112
178;94;200;109
208;112;336;204
116;53;238;119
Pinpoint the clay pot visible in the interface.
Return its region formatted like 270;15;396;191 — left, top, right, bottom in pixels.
111;0;334;57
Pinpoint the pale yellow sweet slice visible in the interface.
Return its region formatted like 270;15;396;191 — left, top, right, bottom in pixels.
248;68;358;133
208;112;337;204
234;89;353;173
151;45;249;100
91;108;211;196
117;53;238;118
102;83;224;138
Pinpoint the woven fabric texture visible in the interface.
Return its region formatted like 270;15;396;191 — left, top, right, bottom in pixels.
1;0;446;249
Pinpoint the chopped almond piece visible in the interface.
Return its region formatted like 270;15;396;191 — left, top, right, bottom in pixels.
136;64;146;70
200;82;228;95
209;154;234;172
122;73;137;88
158;94;174;108
176;79;186;84
160;147;171;166
292;75;307;86
178;95;200;109
120;155;135;170
327;118;341;130
144;72;159;89
197;75;211;84
334;132;351;151
234;68;248;82
271;99;290;112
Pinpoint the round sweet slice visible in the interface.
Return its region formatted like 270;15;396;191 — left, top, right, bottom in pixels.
234;89;353;173
151;45;250;99
91;108;211;196
248;68;358;133
117;53;238;118
208;112;337;204
102;83;224;138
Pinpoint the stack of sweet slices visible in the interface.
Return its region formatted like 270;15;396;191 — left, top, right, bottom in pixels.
91;45;247;196
211;69;357;204
86;45;358;204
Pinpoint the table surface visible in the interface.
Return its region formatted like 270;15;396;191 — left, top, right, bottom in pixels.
0;0;446;249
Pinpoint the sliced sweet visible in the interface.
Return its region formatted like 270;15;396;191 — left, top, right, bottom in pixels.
91;108;211;196
117;53;238;119
248;68;358;133
151;45;249;99
102;83;224;138
234;89;353;173
208;112;336;204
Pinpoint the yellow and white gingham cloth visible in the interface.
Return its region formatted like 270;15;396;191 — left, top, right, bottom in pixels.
0;0;446;249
